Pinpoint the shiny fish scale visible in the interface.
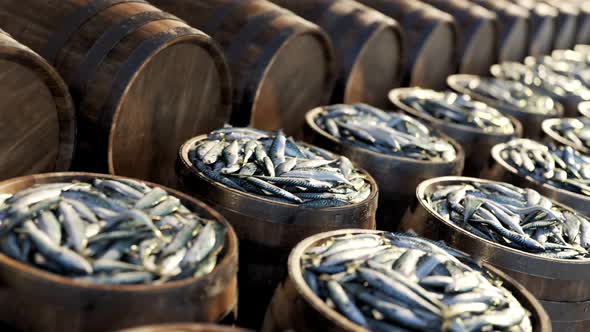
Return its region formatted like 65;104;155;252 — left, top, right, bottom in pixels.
302;232;531;332
0;179;226;285
315;103;456;162
188;127;370;207
398;89;514;134
499;138;590;197
462;76;558;115
430;179;590;260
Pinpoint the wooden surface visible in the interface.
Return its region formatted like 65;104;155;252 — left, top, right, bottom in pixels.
448;74;564;139
271;0;402;108
357;0;457;89
542;0;579;50
119;323;253;332
574;1;590;45
389;87;522;177
471;0;530;62
508;0;557;56
399;176;590;303
0;30;75;181
0;0;232;187
0;172;238;332
304;107;464;232
151;0;335;138
539;299;590;332
421;0;497;76
176;135;378;329
261;229;551;332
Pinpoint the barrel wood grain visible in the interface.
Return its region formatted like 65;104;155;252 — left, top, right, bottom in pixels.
0;30;75;180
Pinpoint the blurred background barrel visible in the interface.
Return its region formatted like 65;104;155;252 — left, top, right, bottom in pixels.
357;0;457;89
471;0;530;62
151;0;335;137
542;0;579;50
572;0;590;45
508;0;557;56
420;0;496;76
0;0;232;188
0;29;75;181
271;0;402;108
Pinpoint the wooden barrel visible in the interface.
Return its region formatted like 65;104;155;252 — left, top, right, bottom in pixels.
357;0;457;89
470;0;530;62
261;229;551;332
151;0;335;138
420;0;497;76
389;88;523;178
399;176;590;331
574;2;590;45
0;172;238;332
119;323;253;332
483;139;590;217
304;107;464;232
0;30;75;181
508;0;557;56
270;0;402;108
0;0;232;187
176;135;378;329
448;74;565;139
542;0;579;50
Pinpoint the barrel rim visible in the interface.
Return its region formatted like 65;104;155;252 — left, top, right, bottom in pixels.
447;74;565;118
542;117;590;154
0;36;76;172
286;228;551;332
343;20;403;102
178;134;379;211
490;138;590;205
106;29;233;176
0;171;238;292
388;87;524;138
416;175;590;264
118;322;254;332
305;106;466;167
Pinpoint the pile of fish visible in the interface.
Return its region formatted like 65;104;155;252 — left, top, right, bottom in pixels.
188;127;371;207
314;103;457;161
397;89;515;134
428;180;590;259
532;53;590;88
301;232;532;331
0;178;225;284
492;61;590;101
463;77;558;115
498;139;590;196
548;118;590;151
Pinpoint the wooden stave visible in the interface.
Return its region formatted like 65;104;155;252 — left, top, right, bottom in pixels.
388;87;523;177
542;0;579;50
0;172;238;332
261;229;551;332
151;0;336;137
356;0;458;89
304;106;465;232
420;0;498;75
271;0;403;108
399;175;590;302
0;0;233;186
176;134;378;328
0;29;76;177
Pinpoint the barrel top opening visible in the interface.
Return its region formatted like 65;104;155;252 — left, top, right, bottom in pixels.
344;24;401;107
108;36;231;186
179;135;378;212
416;175;590;267
542;117;590;154
0;172;238;292
250;31;334;138
305;106;466;167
